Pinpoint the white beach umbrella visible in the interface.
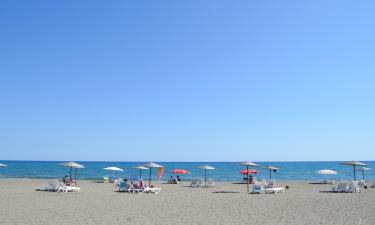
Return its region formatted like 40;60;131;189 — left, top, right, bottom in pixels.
133;166;149;179
356;167;371;181
240;161;259;192
143;162;163;187
198;165;215;188
60;162;85;183
103;167;124;172
317;170;338;175
339;160;367;181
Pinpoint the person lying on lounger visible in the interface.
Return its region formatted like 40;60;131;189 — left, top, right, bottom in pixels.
63;175;73;186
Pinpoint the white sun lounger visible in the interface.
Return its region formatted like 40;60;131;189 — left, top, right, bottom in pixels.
45;179;60;192
207;178;215;188
346;181;360;193
251;183;264;194
191;179;200;188
264;187;284;194
332;181;349;193
58;183;80;192
144;187;162;194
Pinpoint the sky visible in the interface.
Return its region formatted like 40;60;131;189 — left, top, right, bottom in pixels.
1;0;375;162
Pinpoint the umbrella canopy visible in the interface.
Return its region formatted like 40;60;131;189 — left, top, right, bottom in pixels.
198;165;215;187
143;162;163;168
60;162;85;184
356;167;371;180
0;163;8;167
240;169;258;175
317;170;338;175
143;162;163;187
340;160;367;181
241;161;259;167
133;166;149;179
240;161;258;193
171;169;190;174
60;162;85;168
103;167;124;172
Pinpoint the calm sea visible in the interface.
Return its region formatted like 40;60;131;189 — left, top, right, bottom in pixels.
0;161;374;181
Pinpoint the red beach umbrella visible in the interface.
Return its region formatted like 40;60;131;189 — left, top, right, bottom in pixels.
171;169;190;174
240;169;258;175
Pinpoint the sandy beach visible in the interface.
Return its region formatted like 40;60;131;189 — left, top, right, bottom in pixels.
0;179;374;225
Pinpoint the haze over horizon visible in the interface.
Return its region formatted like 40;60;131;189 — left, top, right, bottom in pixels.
1;0;375;162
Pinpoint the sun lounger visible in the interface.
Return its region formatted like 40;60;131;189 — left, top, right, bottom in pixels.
45;179;60;192
58;183;80;192
144;187;162;194
332;181;349;193
358;180;366;189
346;181;360;193
266;180;276;188
264;187;284;194
191;179;200;188
207;178;215;187
250;183;264;194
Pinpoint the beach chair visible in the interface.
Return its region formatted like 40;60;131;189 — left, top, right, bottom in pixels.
251;183;264;194
144;187;162;194
191;179;200;188
358;180;366;189
207;178;215;187
103;176;109;183
266;180;276;188
58;182;80;192
346;181;360;193
332;181;349;193
45;179;60;192
118;180;126;192
264;187;284;194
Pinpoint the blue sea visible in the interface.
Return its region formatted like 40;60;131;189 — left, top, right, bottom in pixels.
0;161;374;181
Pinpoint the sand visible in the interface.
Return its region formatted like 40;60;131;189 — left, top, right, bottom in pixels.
0;179;374;225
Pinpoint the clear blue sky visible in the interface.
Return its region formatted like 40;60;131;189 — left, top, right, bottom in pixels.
1;0;375;162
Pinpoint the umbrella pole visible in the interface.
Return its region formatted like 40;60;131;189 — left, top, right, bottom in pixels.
246;165;249;193
353;165;356;181
205;169;207;188
363;170;365;181
149;167;152;187
140;169;142;179
69;167;72;180
269;169;272;180
75;168;77;184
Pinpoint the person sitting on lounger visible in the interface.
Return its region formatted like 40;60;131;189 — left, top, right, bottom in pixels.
124;179;134;189
177;175;181;183
63;175;73;186
168;176;174;184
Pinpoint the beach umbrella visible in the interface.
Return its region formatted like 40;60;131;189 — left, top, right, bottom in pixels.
103;167;124;179
171;169;190;174
240;161;259;192
339;160;367;181
264;166;278;180
317;169;338;175
133;166;149;179
103;167;124;172
198;165;215;188
240;169;258;175
143;162;163;187
356;167;371;181
60;162;85;184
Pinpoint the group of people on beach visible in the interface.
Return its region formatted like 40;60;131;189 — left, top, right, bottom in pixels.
168;175;181;184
